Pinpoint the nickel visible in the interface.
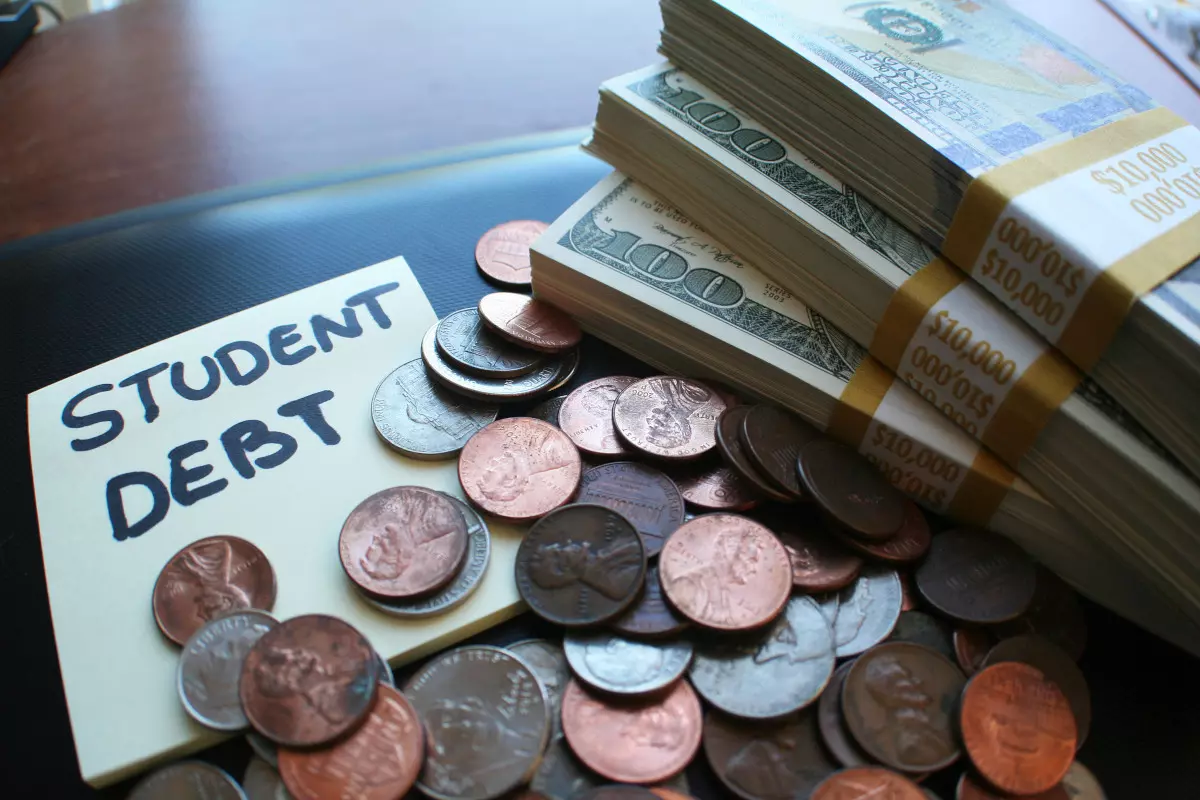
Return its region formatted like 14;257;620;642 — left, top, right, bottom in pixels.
421;324;574;403
563;632;693;695
371;359;499;459
508;639;571;737
436;308;544;377
178;610;277;731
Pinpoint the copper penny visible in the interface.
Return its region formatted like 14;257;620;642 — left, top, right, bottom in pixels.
152;535;277;646
560;376;638;457
475;220;548;287
649;789;693;800
835;500;931;564
478;292;582;353
900;573;919;611
671;462;759;511
842;642;965;773
610;564;690;639
278;683;424;800
772;520;863;593
811;767;926;800
818;661;871;768
915;529;1037;624
515;503;647;626
953;627;995;676
715;406;794;503
960;662;1077;795
739;405;820;500
240;614;380;747
659;514;791;631
982;634;1091;747
956;772;1069;800
577;461;686;557
797;439;907;540
458;417;582;522
994;568;1087;661
338;486;469;599
704;708;837;800
612;376;726;460
561;678;702;784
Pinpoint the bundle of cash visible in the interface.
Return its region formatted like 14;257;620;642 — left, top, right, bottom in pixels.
531;172;1200;654
656;0;1200;493
587;63;1200;630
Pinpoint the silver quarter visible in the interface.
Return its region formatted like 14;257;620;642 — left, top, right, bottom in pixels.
507;638;570;737
371;358;499;459
688;595;835;719
127;762;246;800
529;733;602;800
242;756;294;800
563;633;692;696
246;732;278;768
830;567;903;657
528;395;569;428
177;610;277;731
436;308;544;377
421;324;574;402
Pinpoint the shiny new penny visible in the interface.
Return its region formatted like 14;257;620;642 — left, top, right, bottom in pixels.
515;504;646;626
842;642;966;773
339;486;469;599
704;707;837;800
995;568;1087;661
982;634;1091;747
478;292;582;353
811;767;926;800
956;772;1069;800
560;377;638;456
561;679;702;784
915;529;1037;624
774;523;863;593
475;220;548;286
458;417;582;522
835;500;932;564
612;376;726;460
576;461;686;557
153;535;277;646
421;324;575;403
127;762;245;800
818;661;871;768
960;662;1077;795
508;639;571;738
740;405;820;500
659;514;791;631
371;358;500;459
178;610;278;731
436;308;544;378
610;565;691;638
797;439;907;540
279;683;423;800
672;462;759;511
564;633;693;696
715;406;794;503
240;614;380;747
953;627;995;676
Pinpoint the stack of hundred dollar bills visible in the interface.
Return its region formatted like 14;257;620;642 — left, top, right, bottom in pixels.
531;0;1200;654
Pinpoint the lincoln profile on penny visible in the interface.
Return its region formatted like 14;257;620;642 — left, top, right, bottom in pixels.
171;539;252;624
359;491;462;584
666;529;762;624
528;536;644;599
862;655;954;765
254;644;363;724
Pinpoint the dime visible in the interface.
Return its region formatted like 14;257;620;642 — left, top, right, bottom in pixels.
1062;762;1106;799
515;504;646;626
818;661;871;768
561;679;702;784
564;633;693;696
797;439;906;540
915;529;1037;624
715;406;794;503
240;614;380;747
242;756;291;800
612;376;725;460
458;417;582;521
127;762;245;800
576;461;686;557
436;308;544;378
828;567;904;658
529;734;602;800
960;662;1077;795
371;359;499;459
811;767;925;800
475;220;548;286
404;645;550;800
421;324;573;403
704;707;837;800
528;395;569;428
178;610;277;731
835;500;932;564
688;595;835;719
994;568;1087;661
773;521;864;593
278;684;424;800
982;634;1091;747
842;642;965;773
955;772;1070;800
361;493;491;618
508;639;571;738
152;535;276;646
560;377;638;456
610;565;690;638
478;292;582;353
671;462;759;511
739;405;820;499
886;611;955;662
953;627;994;677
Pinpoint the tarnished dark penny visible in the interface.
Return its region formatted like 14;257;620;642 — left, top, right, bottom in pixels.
956;772;1069;800
797;439;906;540
704;707;837;800
478;292;582;353
576;461;686;557
153;535;277;646
740;405;820;500
610;564;690;638
994;568;1087;661
528;395;569;428
811;768;926;800
915;529;1037;624
715;406;794;503
982;634;1091;748
421;324;575;403
818;661;871;768
240;614;380;747
887;611;955;662
339;486;469;599
436;308;544;378
127;762;245;800
560;377;638;457
515;504;646;626
960;662;1077;795
613;376;726;460
672;462;759;511
404;645;550;800
953;627;995;677
476;220;548;287
371;359;500;459
458;417;582;522
773;521;863;593
842;642;965;773
278;683;424;800
835;500;932;564
529;734;602;800
507;639;570;738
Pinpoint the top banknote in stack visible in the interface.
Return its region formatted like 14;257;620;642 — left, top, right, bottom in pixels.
657;0;1200;492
